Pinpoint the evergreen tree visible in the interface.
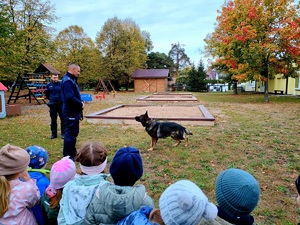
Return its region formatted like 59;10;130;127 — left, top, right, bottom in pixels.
188;61;207;92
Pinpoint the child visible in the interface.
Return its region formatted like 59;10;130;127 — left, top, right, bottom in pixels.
26;145;50;194
116;206;164;225
26;145;50;225
58;141;110;225
41;156;76;225
198;168;260;225
296;175;300;205
117;179;217;225
84;146;155;225
0;144;40;225
160;180;217;225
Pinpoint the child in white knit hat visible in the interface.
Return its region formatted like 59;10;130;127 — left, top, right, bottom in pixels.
159;180;217;225
0;144;40;225
117;179;217;225
41;156;76;225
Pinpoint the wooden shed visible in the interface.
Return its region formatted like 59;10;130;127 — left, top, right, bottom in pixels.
34;63;61;75
132;69;169;92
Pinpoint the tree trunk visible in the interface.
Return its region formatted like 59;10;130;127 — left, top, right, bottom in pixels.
262;59;269;102
285;77;288;95
264;80;269;102
125;73;130;91
233;81;238;95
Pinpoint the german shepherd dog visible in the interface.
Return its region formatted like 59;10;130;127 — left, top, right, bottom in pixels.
135;111;193;151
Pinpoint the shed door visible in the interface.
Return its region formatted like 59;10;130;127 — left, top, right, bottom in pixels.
142;79;157;92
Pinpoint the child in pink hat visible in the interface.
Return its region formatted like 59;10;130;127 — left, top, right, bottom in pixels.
41;156;76;225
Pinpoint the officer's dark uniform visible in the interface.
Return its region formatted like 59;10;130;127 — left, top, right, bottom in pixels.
45;80;65;139
61;72;83;159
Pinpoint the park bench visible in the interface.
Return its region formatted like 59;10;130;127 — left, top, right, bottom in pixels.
274;90;284;94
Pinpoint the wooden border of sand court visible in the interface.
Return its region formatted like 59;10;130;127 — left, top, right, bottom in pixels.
85;104;215;126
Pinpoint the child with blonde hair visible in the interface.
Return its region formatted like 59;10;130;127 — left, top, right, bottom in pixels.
0;144;40;225
58;141;109;225
41;156;76;225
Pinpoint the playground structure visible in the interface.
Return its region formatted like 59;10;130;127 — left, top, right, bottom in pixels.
94;78;115;94
7;72;50;105
7;64;60;105
0;82;8;118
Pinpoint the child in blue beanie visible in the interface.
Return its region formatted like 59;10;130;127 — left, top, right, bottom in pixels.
84;146;155;225
26;145;50;225
199;168;260;225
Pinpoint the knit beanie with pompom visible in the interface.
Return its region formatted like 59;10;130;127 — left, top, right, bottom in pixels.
159;180;218;225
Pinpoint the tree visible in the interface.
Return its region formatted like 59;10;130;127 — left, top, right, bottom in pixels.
96;17;149;90
168;42;191;77
188;60;208;92
176;67;191;86
146;52;174;69
1;0;58;80
0;3;17;80
204;0;300;102
141;30;154;54
51;25;99;86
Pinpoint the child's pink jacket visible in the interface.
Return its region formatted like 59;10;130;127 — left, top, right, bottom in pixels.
0;178;40;225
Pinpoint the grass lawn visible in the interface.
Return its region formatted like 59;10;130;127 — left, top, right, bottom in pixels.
1;91;300;224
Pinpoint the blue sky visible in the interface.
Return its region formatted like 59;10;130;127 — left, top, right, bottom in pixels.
51;0;225;64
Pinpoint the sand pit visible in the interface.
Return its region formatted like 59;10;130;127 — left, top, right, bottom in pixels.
136;93;198;102
85;104;214;126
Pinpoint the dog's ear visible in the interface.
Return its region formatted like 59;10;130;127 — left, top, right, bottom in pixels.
145;111;148;117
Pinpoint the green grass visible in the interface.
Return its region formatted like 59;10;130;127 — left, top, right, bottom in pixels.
1;91;300;224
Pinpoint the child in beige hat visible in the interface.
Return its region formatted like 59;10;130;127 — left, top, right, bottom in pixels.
0;144;40;225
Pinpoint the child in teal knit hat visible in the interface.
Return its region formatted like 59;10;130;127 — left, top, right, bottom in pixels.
199;168;260;225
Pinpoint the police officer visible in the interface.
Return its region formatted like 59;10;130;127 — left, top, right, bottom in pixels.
61;64;84;159
45;74;65;139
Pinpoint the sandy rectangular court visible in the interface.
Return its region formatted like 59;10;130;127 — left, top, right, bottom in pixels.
85;104;215;126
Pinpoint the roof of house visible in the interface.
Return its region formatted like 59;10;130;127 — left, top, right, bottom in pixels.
0;82;8;91
33;63;61;75
132;69;169;79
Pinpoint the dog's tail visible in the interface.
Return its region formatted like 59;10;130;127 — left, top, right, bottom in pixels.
184;128;193;135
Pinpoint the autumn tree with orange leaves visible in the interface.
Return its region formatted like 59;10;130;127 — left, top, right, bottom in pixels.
204;0;300;102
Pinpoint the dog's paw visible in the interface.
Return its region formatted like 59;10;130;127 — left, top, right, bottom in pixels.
174;140;181;146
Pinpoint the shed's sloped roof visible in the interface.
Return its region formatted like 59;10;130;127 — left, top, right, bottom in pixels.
34;63;61;75
132;69;169;78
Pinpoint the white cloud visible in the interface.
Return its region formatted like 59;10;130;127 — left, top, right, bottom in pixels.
51;0;225;64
